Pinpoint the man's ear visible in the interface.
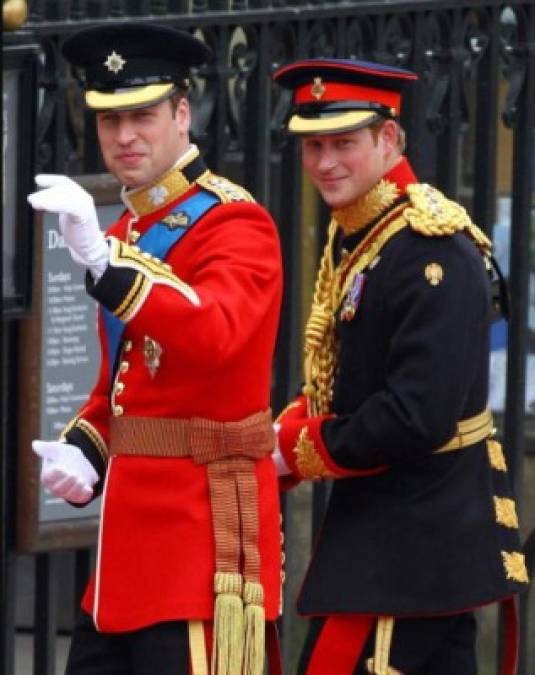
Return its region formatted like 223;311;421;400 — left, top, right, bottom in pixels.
176;97;191;136
379;119;399;155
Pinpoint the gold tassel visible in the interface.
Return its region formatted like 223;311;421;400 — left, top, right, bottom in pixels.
211;572;244;675
243;581;265;675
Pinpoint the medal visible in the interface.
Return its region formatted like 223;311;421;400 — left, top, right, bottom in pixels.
143;336;162;377
340;272;366;321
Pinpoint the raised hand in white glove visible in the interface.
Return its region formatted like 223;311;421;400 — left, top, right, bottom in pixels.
27;174;109;279
32;440;99;504
272;422;292;476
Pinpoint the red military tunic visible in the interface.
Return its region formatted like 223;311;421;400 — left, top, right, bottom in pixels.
62;147;283;632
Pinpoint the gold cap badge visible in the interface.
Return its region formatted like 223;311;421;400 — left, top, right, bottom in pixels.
311;77;326;100
425;262;444;286
104;50;126;74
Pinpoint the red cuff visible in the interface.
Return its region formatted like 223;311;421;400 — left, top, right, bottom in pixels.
275;395;308;423
279;416;383;481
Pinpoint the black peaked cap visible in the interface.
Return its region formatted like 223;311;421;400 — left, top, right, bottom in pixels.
62;22;211;93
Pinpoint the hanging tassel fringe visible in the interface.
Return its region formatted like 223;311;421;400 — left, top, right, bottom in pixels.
243;581;265;675
211;572;244;675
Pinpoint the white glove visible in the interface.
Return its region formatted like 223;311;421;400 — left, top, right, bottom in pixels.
27;174;109;279
32;440;99;504
272;423;292;476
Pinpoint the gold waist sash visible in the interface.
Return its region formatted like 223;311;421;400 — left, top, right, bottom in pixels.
109;409;274;462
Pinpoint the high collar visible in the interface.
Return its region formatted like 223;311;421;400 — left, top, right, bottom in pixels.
121;144;209;219
332;156;418;236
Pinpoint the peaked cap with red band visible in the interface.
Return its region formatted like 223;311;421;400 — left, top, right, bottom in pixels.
273;57;418;135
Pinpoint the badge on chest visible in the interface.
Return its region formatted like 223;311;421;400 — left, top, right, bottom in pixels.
340;272;367;322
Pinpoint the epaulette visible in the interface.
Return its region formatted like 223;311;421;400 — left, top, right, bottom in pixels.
196;171;255;204
404;183;492;255
404;183;470;236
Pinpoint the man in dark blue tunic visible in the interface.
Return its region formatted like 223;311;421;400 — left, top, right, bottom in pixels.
272;57;529;675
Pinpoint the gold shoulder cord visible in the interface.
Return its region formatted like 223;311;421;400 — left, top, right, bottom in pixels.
303;180;403;416
303;208;408;417
303;219;338;416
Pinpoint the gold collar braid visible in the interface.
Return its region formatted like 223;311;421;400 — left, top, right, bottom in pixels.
122;145;205;218
332;179;400;235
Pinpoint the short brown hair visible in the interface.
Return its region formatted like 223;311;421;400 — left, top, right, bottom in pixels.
169;88;189;117
368;118;406;153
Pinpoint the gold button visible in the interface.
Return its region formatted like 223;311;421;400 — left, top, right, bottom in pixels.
280;571;286;584
281;552;286;564
129;230;140;243
120;361;129;373
113;405;124;417
123;340;133;352
115;382;125;395
280;531;285;545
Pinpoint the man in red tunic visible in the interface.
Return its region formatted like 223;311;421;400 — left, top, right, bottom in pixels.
28;22;283;675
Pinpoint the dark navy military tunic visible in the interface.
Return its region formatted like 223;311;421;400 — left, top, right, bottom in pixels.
298;222;526;617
